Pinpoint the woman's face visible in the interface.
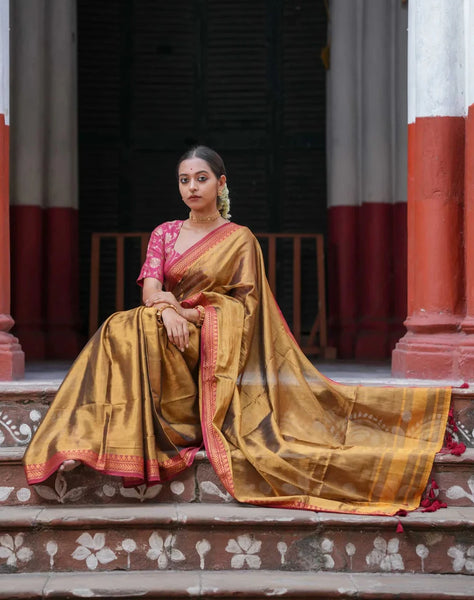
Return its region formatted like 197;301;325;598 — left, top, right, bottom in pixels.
178;157;226;214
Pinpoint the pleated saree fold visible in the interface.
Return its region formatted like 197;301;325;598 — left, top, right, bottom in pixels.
24;223;451;514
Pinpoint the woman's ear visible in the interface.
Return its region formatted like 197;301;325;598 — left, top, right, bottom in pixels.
218;174;227;193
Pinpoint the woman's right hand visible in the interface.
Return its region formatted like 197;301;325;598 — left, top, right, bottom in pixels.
161;307;190;352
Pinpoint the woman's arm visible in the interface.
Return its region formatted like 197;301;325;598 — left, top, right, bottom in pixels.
142;277;163;305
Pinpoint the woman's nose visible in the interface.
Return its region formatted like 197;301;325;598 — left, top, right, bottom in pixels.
189;179;198;191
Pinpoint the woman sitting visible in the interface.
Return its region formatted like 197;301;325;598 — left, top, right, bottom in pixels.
23;145;451;516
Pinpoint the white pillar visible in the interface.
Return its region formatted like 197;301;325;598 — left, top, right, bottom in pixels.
10;0;46;208
46;0;78;211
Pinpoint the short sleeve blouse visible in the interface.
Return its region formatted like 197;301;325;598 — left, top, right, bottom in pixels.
137;220;183;286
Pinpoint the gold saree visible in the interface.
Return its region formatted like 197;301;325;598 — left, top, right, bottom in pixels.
24;223;451;515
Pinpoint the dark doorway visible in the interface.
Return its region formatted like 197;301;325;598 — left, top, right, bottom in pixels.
77;0;328;331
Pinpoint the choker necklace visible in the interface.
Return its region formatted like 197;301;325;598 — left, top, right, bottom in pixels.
189;210;220;223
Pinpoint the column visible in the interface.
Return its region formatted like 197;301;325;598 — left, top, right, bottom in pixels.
10;0;81;360
459;0;474;376
10;0;47;359
356;0;392;358
327;0;408;359
392;0;465;379
0;0;24;379
327;0;360;358
44;0;81;357
391;1;409;350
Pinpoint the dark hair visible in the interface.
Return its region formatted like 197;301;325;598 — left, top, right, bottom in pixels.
177;145;227;178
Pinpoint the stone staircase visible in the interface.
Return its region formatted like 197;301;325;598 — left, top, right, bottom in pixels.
0;378;472;598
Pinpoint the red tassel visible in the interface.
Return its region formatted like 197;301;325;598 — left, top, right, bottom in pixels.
459;382;469;389
420;498;431;508
431;480;439;490
396;520;404;533
451;442;466;456
396;509;408;517
421;499;447;513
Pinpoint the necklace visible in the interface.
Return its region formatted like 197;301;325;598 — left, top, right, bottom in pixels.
189;210;220;223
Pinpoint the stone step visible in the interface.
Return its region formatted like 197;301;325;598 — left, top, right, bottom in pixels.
0;504;472;575
0;570;472;599
0;387;473;449
1;447;473;509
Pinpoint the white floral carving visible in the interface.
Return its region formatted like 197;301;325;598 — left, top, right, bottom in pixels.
72;533;117;570
170;481;185;496
0;487;14;502
119;484;162;502
146;533;185;569
366;537;404;572
346;542;356;570
199;480;233;502
0;411;32;445
277;541;288;565
0;534;33;567
446;475;474;505
46;541;58;569
226;534;262;569
35;471;86;504
196;539;211;569
309;537;335;569
29;409;42;423
416;544;429;572
120;538;137;569
101;484;116;498
447;545;474;573
16;488;31;502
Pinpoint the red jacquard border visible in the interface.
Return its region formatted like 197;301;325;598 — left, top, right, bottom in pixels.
199;305;235;496
24;445;201;486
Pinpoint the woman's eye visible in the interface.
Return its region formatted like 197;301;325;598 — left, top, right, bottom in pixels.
198;176;208;182
180;178;189;184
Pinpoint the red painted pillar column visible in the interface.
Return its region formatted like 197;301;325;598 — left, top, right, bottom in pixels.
0;1;24;379
44;0;81;358
10;0;47;359
326;0;359;358
459;4;474;378
392;0;465;379
356;0;392;359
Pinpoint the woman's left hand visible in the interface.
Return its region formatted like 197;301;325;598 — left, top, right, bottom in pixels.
145;291;181;311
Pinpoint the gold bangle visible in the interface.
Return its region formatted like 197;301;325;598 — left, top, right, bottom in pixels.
156;304;178;325
195;305;205;327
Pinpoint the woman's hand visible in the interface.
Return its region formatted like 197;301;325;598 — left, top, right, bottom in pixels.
145;290;181;311
161;307;189;352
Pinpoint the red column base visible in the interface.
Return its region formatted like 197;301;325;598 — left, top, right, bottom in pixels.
392;331;474;381
0;331;25;380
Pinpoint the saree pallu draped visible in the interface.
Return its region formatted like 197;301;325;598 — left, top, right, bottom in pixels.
24;223;451;515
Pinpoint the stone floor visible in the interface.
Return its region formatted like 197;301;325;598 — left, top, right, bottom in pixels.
0;359;467;391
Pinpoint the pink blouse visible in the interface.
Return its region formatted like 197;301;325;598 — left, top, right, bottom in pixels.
137;220;184;286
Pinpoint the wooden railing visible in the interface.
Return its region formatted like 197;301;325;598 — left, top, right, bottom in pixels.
89;232;336;357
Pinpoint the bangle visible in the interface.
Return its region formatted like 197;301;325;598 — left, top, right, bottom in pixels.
195;305;205;328
156;304;178;325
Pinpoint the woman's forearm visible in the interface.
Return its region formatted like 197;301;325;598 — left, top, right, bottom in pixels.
142;278;162;304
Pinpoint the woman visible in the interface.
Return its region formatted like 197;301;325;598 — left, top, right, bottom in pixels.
24;146;451;516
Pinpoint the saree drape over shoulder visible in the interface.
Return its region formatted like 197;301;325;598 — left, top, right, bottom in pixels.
24;223;451;515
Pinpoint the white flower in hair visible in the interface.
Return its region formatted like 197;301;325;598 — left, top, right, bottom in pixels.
217;183;231;220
